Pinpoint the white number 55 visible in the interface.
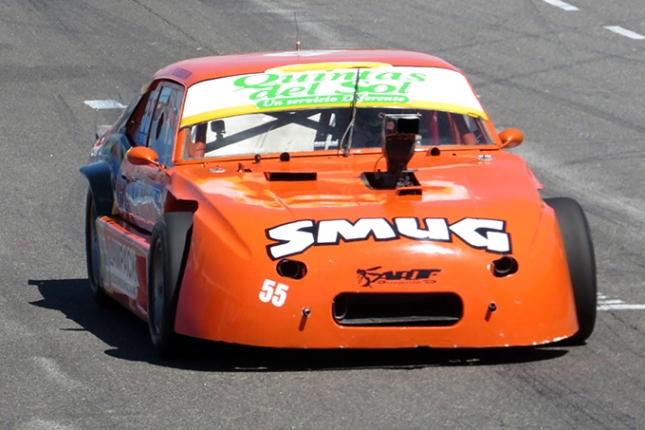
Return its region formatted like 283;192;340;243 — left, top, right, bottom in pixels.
259;279;289;307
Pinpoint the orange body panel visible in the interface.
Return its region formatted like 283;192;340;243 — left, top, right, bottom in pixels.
169;150;578;348
153;50;459;92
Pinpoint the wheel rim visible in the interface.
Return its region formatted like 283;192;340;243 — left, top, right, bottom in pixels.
151;241;165;336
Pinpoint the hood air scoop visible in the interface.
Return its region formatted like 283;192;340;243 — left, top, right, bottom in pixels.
264;171;317;181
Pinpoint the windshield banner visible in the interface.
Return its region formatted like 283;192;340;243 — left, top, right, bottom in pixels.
181;65;486;127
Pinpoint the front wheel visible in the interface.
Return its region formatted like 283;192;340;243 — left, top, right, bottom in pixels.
546;197;597;344
147;212;193;358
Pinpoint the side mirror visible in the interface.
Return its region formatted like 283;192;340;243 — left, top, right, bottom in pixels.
498;128;524;149
126;146;160;166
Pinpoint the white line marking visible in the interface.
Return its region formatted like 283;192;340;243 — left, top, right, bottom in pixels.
597;293;645;311
543;0;579;11
17;419;80;430
84;100;126;109
33;357;82;389
604;26;645;40
598;299;624;305
599;304;645;311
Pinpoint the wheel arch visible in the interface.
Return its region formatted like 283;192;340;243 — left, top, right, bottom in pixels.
80;161;114;217
160;211;195;303
147;211;195;357
545;197;597;344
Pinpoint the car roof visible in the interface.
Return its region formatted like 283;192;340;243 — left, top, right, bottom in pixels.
153;49;461;87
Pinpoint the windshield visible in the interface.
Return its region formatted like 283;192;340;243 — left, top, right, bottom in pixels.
182;108;491;159
180;65;492;159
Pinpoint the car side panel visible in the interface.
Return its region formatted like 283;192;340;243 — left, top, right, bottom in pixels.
95;216;151;321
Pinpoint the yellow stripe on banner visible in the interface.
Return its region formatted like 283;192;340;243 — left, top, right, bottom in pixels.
182;102;358;127
408;100;488;120
180;100;487;128
268;62;391;73
180;105;258;127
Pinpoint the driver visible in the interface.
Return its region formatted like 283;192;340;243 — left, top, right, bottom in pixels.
186;122;207;158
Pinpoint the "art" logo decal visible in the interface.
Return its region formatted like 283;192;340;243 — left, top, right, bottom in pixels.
356;267;442;287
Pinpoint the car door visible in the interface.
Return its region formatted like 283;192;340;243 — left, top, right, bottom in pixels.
116;80;185;231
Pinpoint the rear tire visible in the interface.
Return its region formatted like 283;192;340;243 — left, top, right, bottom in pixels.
147;212;193;358
85;189;112;306
546;197;597;344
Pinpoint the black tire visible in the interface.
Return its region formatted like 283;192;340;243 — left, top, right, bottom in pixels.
546;197;597;344
85;189;112;306
147;212;193;358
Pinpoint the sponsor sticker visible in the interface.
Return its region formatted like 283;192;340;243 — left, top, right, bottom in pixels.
181;66;486;127
265;217;511;259
357;267;441;287
103;235;139;299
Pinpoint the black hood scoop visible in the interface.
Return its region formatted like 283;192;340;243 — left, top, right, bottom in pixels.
264;171;317;182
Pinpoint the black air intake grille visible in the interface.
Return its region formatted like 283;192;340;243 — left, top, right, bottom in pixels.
332;293;463;327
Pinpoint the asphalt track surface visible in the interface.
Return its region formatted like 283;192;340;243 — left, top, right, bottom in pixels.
1;0;645;428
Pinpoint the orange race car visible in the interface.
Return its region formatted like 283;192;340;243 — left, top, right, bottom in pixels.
81;49;596;357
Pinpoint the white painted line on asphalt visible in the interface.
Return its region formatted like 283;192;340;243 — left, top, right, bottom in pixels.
598;304;645;311
84;100;126;109
543;0;579;11
599;299;624;305
33;357;83;389
20;419;78;430
597;293;645;311
604;26;645;40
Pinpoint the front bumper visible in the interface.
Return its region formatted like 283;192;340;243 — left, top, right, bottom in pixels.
174;214;578;349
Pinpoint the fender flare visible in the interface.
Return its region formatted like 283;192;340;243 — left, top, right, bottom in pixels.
147;212;194;357
545;197;597;344
80;161;114;217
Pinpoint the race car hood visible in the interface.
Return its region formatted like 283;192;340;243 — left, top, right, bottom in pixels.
170;149;544;262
